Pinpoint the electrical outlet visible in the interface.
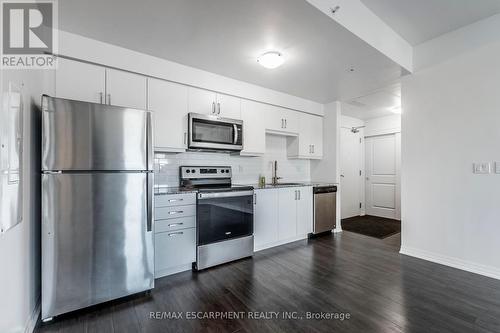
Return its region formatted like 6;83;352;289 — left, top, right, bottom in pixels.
473;162;491;174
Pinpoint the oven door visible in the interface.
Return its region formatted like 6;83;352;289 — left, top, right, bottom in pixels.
197;190;253;245
189;113;243;151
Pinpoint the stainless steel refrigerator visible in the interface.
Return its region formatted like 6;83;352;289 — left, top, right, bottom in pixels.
41;95;154;321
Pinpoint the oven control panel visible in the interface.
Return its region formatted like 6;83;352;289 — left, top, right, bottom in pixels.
180;166;232;179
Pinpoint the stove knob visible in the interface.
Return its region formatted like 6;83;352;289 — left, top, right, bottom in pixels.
191;169;196;173
186;169;190;173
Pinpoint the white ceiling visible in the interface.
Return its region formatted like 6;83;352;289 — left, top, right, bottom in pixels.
342;83;401;120
360;0;500;45
58;0;403;103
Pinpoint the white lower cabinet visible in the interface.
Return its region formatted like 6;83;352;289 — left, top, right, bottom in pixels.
254;186;313;251
296;187;313;235
278;188;298;240
155;228;196;277
154;193;196;278
254;189;279;251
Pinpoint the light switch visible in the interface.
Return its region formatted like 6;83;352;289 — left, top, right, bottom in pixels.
473;162;491;174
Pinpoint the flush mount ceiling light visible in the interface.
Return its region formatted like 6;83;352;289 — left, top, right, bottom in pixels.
257;51;285;69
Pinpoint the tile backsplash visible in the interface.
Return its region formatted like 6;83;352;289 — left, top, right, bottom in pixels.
154;134;310;187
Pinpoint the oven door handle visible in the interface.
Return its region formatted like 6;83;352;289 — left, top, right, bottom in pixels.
198;190;254;199
233;124;238;144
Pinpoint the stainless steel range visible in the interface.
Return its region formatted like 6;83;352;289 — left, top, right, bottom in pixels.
180;166;254;270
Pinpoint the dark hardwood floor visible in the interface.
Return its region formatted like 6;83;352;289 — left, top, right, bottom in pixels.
36;231;500;333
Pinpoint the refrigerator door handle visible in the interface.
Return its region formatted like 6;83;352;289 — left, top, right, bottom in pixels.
147;172;153;232
146;112;153;171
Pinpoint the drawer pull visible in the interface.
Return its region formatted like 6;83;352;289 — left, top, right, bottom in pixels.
168;223;184;227
168;232;184;237
168;198;183;202
225;231;232;235
168;211;184;215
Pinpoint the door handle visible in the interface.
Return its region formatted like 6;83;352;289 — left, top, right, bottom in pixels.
254;193;257;205
233;124;238;144
340;174;345;178
146;173;153;232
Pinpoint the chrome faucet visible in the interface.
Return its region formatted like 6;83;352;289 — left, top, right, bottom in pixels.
272;160;282;185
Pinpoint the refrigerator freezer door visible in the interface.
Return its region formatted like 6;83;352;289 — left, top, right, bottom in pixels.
41;96;151;171
41;172;154;319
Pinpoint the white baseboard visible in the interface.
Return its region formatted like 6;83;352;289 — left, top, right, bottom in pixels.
24;298;40;333
400;246;500;281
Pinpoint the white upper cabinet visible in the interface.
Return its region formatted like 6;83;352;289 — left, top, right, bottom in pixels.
288;113;323;159
266;105;298;134
55;58;147;110
55;57;106;104
105;68;147;110
188;87;217;115
216;93;241;119
240;100;266;156
188;87;241;119
148;78;188;152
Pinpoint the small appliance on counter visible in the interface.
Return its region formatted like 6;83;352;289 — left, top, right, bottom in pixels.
310;185;337;236
179;166;254;270
188;113;243;152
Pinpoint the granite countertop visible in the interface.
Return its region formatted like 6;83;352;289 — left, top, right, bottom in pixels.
235;182;338;190
154;186;198;195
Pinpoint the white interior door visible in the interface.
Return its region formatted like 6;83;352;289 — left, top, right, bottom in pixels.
365;134;401;220
340;128;362;219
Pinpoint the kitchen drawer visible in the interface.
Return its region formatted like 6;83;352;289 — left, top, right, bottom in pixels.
155;216;196;233
155;227;196;278
156;205;196;220
155;193;196;208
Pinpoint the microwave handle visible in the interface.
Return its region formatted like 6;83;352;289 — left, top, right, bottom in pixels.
233;124;238;144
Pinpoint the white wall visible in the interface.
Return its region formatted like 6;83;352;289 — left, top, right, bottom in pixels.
401;38;500;279
0;69;49;332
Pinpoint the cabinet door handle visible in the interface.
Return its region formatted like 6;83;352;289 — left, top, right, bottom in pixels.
212;102;216;114
312;145;315;154
254;193;257;205
294;190;297;200
298;190;301;200
99;92;103;104
168;232;184;237
168;210;184;215
183;132;187;145
284;119;287;128
217;102;221;115
168;222;184;227
106;94;111;105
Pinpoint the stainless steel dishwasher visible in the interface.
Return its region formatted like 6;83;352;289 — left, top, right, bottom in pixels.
311;185;337;236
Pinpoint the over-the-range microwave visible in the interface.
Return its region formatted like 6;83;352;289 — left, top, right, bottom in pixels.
188;113;243;152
